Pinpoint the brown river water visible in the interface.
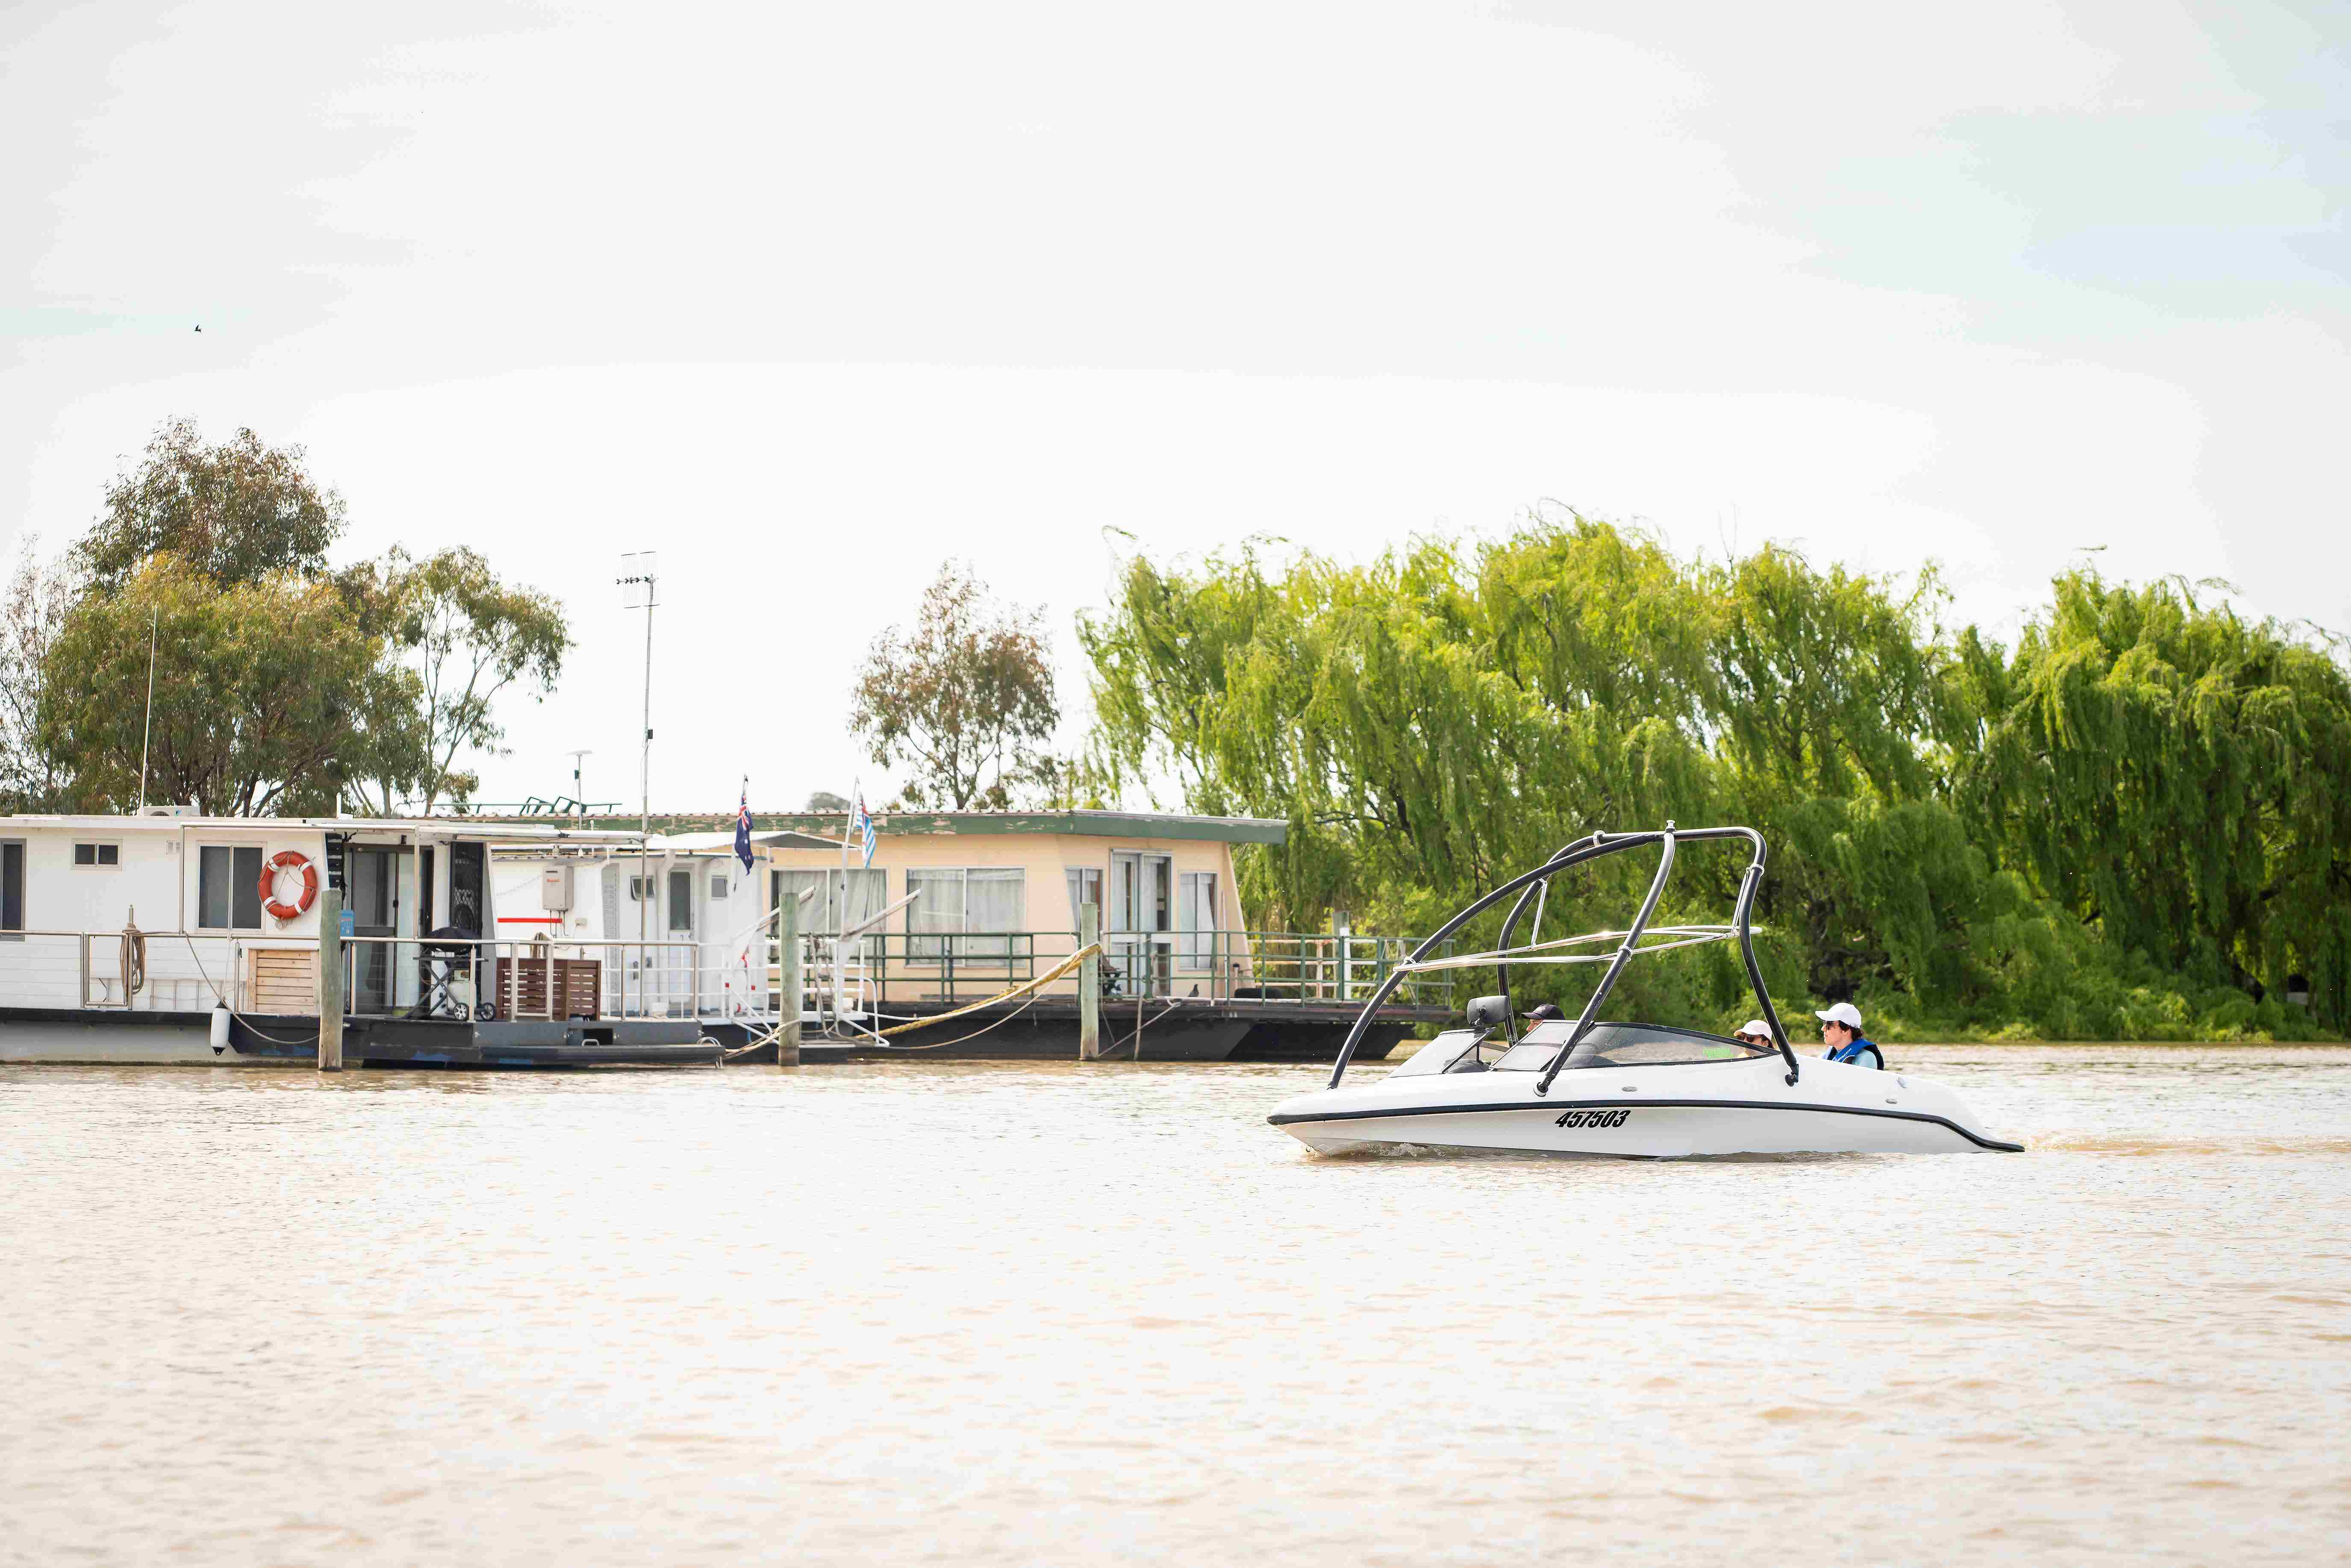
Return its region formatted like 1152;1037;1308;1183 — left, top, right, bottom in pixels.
5;1047;2348;1566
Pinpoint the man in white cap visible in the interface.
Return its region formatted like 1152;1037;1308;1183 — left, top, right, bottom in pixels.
1816;1001;1883;1069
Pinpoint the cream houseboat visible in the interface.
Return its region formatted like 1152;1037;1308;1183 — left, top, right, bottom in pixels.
448;806;1455;1060
0;812;719;1067
736;808;1451;1059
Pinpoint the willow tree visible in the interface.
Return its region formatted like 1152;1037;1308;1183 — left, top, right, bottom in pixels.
1081;521;1720;947
1081;518;2349;1040
1963;573;2351;1028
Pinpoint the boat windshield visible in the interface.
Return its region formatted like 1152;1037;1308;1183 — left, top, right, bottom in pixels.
1385;1030;1486;1078
1488;1022;1771;1071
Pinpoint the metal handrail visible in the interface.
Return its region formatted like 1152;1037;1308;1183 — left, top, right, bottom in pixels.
335;934;704;1020
4;922;1461;1022
751;928;1458;1013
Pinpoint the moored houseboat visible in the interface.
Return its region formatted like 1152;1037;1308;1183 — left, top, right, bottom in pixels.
0;812;721;1067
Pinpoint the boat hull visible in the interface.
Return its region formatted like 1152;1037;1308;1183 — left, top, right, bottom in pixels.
1270;1056;2021;1156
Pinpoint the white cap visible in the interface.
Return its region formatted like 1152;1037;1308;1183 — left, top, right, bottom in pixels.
1738;1019;1772;1038
1815;1001;1864;1029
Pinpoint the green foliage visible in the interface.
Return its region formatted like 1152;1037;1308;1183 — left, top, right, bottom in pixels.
1080;518;2351;1040
852;562;1060;809
77;419;344;594
25;419;572;818
0;538;76;812
1960;572;2351;1029
341;546;571;813
38;557;415;815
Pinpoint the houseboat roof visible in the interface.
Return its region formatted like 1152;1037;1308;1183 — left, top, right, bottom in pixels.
452;808;1290;845
0;813;644;843
651;829;845;853
485;829;845;856
797;809;1288;845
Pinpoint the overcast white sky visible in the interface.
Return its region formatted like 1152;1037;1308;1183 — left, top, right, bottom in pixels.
4;0;2345;812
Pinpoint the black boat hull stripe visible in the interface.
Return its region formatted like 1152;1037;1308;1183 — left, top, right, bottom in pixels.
1267;1097;2024;1152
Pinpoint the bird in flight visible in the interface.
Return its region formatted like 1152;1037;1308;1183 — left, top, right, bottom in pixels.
193;325;202;332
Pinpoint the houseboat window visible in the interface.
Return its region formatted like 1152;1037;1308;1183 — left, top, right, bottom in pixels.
910;868;1025;961
1177;872;1219;969
1066;867;1104;932
73;842;121;867
773;868;886;948
710;874;729;900
197;845;265;930
628;876;648;900
909;869;962;961
2;840;22;933
667;869;693;932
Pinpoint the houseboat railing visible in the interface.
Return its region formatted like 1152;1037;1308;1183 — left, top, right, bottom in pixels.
4;925;1459;1024
335;936;706;1021
0;930;702;1021
751;929;1461;1016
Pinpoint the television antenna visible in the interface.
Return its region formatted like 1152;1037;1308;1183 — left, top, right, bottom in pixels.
617;553;658;946
565;749;591;811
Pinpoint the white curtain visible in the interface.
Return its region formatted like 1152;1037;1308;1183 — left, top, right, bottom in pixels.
1178;872;1218;969
909;869;963;961
777;870;834;934
966;869;1024;961
1065;867;1102;932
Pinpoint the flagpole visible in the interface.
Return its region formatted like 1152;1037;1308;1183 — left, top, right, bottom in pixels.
838;780;854;1022
840;780;853;941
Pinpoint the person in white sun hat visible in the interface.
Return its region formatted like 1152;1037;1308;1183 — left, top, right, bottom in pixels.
1815;1001;1884;1070
1732;1018;1775;1049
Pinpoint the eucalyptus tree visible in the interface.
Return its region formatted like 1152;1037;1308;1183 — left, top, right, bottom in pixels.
339;547;571;815
76;419;344;594
32;418;573;819
37;557;412;816
851;562;1058;809
0;538;75;812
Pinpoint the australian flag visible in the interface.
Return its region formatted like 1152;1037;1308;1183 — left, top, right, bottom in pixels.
734;783;754;873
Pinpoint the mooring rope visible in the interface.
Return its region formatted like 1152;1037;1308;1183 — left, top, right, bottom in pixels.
869;943;1104;1038
172;931;318;1047
721;942;1108;1059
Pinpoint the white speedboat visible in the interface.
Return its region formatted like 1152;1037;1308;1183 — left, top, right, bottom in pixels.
1269;825;2021;1157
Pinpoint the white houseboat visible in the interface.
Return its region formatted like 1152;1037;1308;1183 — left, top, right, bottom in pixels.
0;812;722;1067
488;827;843;1027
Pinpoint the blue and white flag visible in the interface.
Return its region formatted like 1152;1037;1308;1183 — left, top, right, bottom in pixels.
849;790;877;868
734;783;754;873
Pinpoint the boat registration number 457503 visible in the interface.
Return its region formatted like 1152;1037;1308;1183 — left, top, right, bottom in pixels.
1555;1108;1632;1129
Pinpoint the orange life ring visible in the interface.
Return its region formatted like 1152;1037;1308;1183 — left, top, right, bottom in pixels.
260;850;319;922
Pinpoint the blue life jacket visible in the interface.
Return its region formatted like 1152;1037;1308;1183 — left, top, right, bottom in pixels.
1825;1035;1882;1068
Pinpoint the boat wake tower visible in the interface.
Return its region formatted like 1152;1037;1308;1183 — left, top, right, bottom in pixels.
1271;825;2022;1157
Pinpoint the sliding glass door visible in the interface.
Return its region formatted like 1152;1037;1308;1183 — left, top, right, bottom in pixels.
1108;851;1173;997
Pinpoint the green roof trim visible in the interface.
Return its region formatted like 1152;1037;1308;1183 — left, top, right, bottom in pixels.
452;808;1288;845
778;809;1287;844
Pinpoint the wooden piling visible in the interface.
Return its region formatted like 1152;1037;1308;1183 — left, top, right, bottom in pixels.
316;885;345;1072
1078;901;1100;1061
778;888;801;1068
